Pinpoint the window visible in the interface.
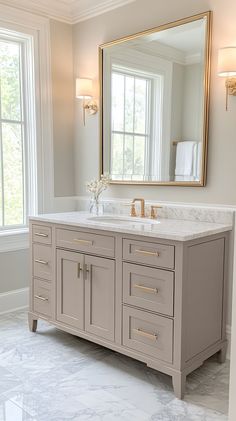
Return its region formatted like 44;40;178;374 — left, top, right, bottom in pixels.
0;31;37;231
110;65;163;181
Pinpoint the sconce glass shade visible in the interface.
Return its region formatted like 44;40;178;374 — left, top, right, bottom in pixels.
218;47;236;77
76;78;93;99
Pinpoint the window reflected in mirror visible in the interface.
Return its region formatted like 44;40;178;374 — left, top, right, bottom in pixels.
100;12;211;185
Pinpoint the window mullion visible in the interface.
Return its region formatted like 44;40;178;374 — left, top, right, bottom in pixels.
0;118;23;124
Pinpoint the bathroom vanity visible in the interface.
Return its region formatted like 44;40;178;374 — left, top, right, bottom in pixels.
28;212;231;399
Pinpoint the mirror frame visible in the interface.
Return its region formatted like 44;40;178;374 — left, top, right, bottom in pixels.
99;11;212;186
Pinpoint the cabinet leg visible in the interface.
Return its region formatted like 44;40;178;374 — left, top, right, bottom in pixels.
218;343;227;364
28;313;38;332
172;372;186;400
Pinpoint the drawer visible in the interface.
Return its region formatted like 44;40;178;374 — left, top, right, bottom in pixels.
123;306;173;363
33;278;52;318
56;229;115;258
123;239;174;269
32;225;52;245
33;244;53;281
123;263;174;316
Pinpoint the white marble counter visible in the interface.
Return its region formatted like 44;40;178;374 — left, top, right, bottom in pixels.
30;212;233;242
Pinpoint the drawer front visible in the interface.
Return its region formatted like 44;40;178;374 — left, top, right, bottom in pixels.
56;229;115;258
123;306;173;363
33;278;52;318
32;225;52;245
123;239;174;269
123;263;174;316
33;244;53;281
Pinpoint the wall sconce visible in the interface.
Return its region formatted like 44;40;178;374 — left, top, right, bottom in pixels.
218;47;236;110
76;78;98;125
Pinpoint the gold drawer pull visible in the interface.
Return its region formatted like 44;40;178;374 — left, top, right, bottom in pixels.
34;232;48;238
133;328;158;341
77;263;83;278
84;263;91;281
73;239;93;245
134;284;158;294
135;249;160;257
34;259;49;265
34;295;48;302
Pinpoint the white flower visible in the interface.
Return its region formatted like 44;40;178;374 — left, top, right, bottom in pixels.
86;174;110;201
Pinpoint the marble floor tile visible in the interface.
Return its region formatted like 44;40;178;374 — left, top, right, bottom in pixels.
0;311;230;421
185;375;229;414
0;367;22;395
150;398;228;421
0;395;36;421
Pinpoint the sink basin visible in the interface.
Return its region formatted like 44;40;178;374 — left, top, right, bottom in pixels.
87;215;160;225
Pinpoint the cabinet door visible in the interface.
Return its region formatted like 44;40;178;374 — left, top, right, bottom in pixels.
85;255;115;341
57;249;84;330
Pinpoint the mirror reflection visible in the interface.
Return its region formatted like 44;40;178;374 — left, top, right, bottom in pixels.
101;14;210;185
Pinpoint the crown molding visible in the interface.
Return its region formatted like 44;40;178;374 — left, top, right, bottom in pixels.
70;0;136;24
0;0;71;23
0;0;136;24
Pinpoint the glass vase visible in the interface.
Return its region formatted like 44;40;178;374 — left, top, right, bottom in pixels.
89;198;103;216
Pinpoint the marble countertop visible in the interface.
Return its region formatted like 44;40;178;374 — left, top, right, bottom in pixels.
30;212;233;242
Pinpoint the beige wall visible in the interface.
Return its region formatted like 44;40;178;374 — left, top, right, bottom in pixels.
73;0;236;205
50;20;75;197
0;250;29;294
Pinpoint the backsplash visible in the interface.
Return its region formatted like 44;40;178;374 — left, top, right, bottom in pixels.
76;197;235;226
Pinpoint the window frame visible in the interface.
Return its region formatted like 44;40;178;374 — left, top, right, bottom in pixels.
0;33;37;230
103;48;172;183
110;67;153;181
0;5;54;251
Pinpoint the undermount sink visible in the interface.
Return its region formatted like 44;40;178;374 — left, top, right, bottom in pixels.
87;215;160;225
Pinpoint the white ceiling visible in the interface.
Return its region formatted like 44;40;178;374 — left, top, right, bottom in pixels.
147;19;205;55
0;0;136;24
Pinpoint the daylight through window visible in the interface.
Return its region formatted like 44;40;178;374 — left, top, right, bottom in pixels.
0;33;36;230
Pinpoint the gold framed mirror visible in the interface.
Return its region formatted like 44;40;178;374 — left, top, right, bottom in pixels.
99;11;212;186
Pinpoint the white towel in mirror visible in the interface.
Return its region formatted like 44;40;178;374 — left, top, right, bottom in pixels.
175;141;200;181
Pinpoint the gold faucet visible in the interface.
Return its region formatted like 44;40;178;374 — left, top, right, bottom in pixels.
131;198;145;218
150;205;162;219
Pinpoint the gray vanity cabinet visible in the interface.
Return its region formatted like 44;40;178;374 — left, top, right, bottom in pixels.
57;249;84;330
29;220;229;400
84;255;115;341
57;250;115;340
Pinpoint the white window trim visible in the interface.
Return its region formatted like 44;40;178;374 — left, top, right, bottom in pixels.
111;68;152;181
103;47;172;182
0;4;54;251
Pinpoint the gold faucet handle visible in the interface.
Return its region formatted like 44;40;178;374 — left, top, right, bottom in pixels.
123;203;137;217
130;203;137;217
150;205;162;219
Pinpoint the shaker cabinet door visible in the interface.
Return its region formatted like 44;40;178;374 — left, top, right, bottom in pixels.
56;249;84;330
84;255;115;342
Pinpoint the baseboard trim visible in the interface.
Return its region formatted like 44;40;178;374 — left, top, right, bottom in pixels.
0;287;29;315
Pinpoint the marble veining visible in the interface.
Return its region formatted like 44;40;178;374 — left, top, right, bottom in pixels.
77;198;235;225
30;212;232;242
0;310;229;421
